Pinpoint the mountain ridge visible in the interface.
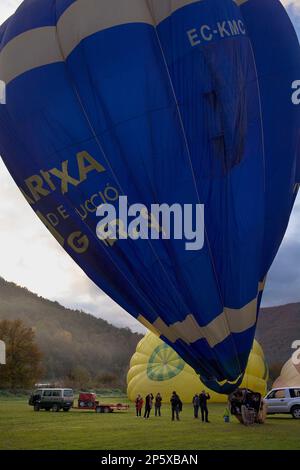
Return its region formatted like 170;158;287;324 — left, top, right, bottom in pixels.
0;277;142;387
0;277;299;385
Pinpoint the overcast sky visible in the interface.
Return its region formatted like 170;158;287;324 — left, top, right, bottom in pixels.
0;0;299;333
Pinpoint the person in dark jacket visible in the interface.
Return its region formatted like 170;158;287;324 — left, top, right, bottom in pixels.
155;393;162;417
144;393;154;419
192;394;199;418
199;390;210;422
170;391;182;421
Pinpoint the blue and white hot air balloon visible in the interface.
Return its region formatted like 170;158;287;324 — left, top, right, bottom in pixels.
0;0;299;393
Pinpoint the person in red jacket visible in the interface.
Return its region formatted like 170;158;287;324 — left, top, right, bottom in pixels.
135;394;144;417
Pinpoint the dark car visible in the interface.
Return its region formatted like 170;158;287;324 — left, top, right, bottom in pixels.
29;388;74;412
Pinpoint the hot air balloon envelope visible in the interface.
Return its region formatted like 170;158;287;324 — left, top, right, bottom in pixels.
0;0;299;392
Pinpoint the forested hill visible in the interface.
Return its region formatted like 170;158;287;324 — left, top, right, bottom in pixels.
0;277;142;388
0;276;299;387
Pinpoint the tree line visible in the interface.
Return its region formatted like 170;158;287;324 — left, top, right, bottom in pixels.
0;278;142;390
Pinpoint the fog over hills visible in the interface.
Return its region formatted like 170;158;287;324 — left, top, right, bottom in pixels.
1;277;299;387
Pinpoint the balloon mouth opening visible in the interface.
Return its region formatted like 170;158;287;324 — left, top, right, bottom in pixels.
200;373;244;395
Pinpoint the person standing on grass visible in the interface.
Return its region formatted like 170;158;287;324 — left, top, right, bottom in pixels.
192;394;199;419
170;391;182;421
135;394;143;417
199;390;210;423
144;393;153;419
155;393;162;416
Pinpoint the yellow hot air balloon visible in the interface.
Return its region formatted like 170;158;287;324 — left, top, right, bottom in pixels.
127;332;268;403
273;359;300;388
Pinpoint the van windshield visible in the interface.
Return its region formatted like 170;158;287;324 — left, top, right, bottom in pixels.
63;390;73;397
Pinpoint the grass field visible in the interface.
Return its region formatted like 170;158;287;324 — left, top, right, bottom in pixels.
0;396;299;450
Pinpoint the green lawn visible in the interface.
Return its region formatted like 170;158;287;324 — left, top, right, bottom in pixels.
0;397;299;450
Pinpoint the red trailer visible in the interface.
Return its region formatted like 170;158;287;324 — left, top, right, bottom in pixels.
77;392;129;413
78;392;98;409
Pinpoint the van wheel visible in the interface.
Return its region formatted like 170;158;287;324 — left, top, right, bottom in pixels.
291;406;300;419
63;407;70;412
52;404;60;412
34;404;40;412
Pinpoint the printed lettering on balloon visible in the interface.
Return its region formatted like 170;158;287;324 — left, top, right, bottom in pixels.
20;151;106;204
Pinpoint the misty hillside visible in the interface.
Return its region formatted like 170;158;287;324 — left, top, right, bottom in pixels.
0;277;142;388
0;276;299;387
